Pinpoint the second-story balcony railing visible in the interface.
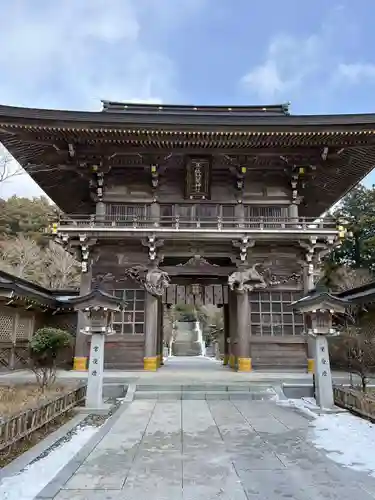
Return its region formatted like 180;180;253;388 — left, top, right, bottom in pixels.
54;214;341;233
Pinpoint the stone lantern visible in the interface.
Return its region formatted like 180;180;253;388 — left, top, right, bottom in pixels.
67;287;125;409
291;289;348;409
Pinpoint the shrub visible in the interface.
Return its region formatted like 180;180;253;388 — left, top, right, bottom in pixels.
29;327;73;391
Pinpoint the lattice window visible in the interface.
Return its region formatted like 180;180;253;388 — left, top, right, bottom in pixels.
244;206;288;228
111;289;145;335
0;308;14;342
106;204;150;219
249;290;305;336
16;314;34;340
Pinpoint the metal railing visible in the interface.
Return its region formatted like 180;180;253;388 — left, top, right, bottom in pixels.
55;214;339;231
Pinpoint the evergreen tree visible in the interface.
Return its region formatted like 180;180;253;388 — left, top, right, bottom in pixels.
330;185;375;271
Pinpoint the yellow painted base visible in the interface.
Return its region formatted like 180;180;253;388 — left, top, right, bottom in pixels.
223;354;229;366
307;358;315;373
229;354;236;369
73;357;87;371
144;356;158;371
237;357;252;372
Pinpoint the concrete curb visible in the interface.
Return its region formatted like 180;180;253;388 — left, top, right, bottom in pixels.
0;412;87;481
35;402;130;499
123;382;136;402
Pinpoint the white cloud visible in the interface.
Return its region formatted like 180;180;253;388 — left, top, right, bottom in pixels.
336;63;375;84
0;1;175;110
241;33;323;101
240;8;375;102
0;0;204;198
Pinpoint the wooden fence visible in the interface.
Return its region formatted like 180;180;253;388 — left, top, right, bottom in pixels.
0;385;86;452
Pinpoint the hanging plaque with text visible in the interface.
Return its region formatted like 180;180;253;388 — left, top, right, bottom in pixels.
185;157;211;199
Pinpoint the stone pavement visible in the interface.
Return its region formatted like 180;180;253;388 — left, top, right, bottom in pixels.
0;356;364;387
38;397;375;499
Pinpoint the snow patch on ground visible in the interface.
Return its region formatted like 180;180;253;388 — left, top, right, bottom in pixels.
312;413;375;476
205;356;222;363
0;425;98;500
279;397;375;476
277;397;319;419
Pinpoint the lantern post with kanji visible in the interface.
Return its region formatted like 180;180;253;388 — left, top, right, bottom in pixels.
67;287;125;409
291;290;348;409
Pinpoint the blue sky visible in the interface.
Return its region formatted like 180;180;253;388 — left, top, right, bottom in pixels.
1;0;375;198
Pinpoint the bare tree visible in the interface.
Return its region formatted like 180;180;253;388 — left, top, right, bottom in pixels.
163;306;178;346
0;150;23;184
331;305;375;391
338;327;375;392
41;241;80;289
0;235;41;279
333;267;374;291
0;236;80;288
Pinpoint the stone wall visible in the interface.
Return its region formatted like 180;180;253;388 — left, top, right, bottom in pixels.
333;386;375;421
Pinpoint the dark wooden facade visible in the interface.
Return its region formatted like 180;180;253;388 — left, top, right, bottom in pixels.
0;271;78;370
1;101;375;371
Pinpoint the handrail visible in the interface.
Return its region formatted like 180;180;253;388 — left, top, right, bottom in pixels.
54;214;339;231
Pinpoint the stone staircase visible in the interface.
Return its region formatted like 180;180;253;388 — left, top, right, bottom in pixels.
133;383;279;400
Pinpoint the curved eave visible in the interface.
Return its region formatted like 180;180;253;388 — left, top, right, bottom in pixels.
0;283;58;309
1;103;375;130
1;104;375;217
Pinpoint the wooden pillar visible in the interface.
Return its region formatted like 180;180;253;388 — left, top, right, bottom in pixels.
144;292;159;371
150;202;160;226
73;262;92;371
236;289;251;372
288;202;298;222
9;311;18;370
228;290;238;369
235;204;245;227
96;201;106;219
223;303;230;365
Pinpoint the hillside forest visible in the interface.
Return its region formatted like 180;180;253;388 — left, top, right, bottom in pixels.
0;195;80;289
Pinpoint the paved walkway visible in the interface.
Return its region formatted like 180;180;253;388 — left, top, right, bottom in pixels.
0;356;364;386
40;398;375;499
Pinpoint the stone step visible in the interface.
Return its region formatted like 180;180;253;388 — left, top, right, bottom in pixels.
133;390;277;401
135;384;275;393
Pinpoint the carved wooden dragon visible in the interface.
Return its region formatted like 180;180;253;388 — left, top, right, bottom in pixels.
124;265;170;296
228;264;267;292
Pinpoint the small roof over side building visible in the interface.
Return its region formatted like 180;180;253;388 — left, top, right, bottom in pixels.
66;286;126;311
0;269;79;310
337;280;375;304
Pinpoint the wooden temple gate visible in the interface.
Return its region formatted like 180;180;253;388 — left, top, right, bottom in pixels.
1;100;369;372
